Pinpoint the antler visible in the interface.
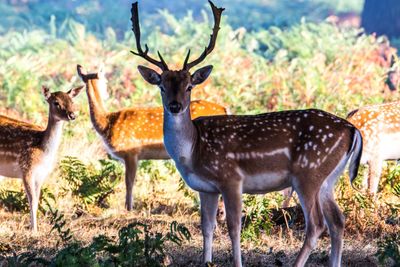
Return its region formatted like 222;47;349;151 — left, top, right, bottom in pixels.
183;1;225;70
130;2;169;71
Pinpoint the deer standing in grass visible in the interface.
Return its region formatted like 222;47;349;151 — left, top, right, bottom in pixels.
347;101;400;194
131;1;363;266
76;64;227;211
0;86;83;231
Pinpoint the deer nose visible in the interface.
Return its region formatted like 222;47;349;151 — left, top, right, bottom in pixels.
168;101;182;114
68;112;76;120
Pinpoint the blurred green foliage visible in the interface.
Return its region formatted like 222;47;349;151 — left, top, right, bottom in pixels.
0;0;364;37
0;8;391;124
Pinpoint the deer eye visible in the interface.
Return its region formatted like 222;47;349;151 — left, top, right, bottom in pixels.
186;85;193;92
54;101;61;108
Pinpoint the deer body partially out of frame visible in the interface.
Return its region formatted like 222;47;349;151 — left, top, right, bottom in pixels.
347;101;400;194
77;65;227;211
130;1;362;266
0;86;83;231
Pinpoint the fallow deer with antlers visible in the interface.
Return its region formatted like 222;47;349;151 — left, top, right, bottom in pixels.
0;85;83;231
347;101;400;194
77;64;227;211
131;1;363;266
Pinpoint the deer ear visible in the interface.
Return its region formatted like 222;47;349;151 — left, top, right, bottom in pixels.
191;65;213;85
138;65;161;85
67;85;84;98
42;86;51;100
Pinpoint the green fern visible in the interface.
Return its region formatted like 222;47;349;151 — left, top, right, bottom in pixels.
47;204;74;246
60;156;123;209
0;187;55;214
241;195;273;242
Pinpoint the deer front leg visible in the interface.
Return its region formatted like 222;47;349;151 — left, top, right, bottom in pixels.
222;184;243;267
124;154;138;211
367;158;383;195
199;192;219;264
34;174;45;204
22;172;39;232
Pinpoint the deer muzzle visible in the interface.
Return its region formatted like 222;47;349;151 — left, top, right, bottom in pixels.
67;112;76;121
168;101;183;114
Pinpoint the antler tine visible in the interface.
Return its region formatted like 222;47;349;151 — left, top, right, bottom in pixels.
183;49;191;69
130;2;169;71
157;51;168;68
183;0;224;70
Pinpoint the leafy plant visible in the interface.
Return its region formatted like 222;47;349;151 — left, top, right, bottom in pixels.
1;201;191;267
47;204;74;246
0;187;55;213
60;156;123;209
385;163;400;190
241;195;273;242
376;232;400;266
100;221;191;266
0;188;29;213
0;251;48;267
48;217;191;266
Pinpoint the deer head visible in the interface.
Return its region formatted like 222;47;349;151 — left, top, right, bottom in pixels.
131;1;224;115
42;85;83;121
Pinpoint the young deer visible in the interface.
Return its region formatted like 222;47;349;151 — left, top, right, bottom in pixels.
347;101;400;194
76;64;227;211
0;86;83;231
131;1;363;266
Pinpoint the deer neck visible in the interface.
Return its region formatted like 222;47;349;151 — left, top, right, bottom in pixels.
86;79;108;133
163;106;197;166
42;112;63;155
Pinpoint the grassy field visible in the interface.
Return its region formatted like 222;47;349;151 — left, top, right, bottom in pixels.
0;3;399;266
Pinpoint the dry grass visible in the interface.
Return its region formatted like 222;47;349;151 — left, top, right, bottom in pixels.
0;206;383;266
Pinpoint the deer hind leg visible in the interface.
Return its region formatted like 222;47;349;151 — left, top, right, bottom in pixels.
124;154;138;211
22;172;39;232
221;183;243;267
281;187;293;208
293;186;326;267
367;158;383;195
321;193;345;267
199;192;219;264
